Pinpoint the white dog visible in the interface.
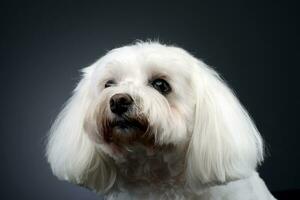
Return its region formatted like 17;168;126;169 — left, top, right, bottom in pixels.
46;41;276;200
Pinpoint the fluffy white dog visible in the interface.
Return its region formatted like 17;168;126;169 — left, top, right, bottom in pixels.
46;41;276;200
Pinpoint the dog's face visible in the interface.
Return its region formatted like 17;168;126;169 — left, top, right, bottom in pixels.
85;44;195;157
47;42;264;193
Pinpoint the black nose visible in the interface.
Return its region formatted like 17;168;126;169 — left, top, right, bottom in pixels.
110;93;133;115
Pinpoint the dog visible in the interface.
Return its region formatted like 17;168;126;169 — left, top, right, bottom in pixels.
46;41;276;199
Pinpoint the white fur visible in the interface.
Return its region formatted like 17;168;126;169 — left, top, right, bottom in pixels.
46;41;276;199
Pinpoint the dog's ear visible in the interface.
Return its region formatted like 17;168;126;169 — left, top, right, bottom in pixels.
186;60;264;190
46;66;116;193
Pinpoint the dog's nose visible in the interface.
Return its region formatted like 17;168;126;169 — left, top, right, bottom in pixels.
110;93;133;115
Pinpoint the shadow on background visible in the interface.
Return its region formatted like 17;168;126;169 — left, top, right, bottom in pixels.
272;189;300;199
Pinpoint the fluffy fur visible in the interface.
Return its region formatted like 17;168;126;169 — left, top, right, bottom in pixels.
46;41;276;199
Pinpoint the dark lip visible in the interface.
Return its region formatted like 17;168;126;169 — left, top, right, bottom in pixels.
111;118;145;130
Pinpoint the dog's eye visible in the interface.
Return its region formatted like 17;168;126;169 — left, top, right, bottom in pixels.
151;79;171;95
104;80;115;88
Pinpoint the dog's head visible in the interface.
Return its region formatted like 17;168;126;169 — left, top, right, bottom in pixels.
46;42;264;193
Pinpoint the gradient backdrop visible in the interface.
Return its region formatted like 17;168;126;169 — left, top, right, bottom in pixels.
1;1;299;199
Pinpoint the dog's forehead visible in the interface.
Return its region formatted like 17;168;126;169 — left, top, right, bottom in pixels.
98;44;192;81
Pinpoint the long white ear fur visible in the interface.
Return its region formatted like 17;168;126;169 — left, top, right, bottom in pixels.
186;60;264;190
46;66;116;193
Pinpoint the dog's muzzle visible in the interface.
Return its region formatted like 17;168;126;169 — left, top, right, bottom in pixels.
98;93;152;146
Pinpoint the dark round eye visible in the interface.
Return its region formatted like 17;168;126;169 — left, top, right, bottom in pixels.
151;78;171;94
104;80;115;88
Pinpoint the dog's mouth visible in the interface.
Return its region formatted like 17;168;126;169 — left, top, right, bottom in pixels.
97;115;176;157
100;115;152;146
111;118;147;131
110;117;149;139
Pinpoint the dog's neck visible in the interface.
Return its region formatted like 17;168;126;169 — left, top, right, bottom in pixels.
111;144;187;195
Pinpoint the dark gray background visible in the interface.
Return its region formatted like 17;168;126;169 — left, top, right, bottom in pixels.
0;0;299;199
